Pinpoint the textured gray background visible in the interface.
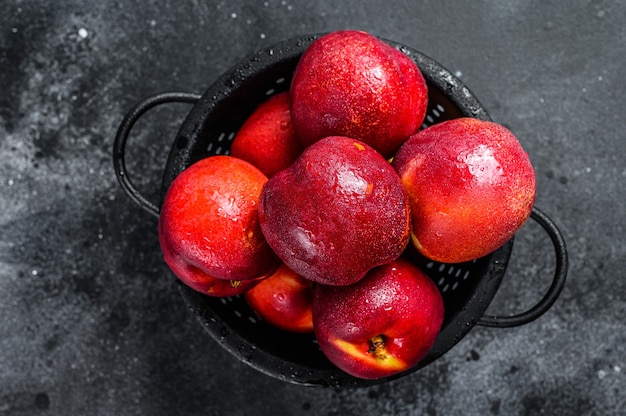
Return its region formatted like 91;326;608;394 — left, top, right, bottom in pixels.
1;1;624;415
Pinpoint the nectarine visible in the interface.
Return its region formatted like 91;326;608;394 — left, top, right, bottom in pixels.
393;118;536;263
290;30;428;158
158;156;279;295
258;136;410;286
244;263;314;333
230;92;303;177
312;258;444;380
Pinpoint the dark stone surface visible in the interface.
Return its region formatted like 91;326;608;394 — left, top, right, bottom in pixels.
1;1;624;415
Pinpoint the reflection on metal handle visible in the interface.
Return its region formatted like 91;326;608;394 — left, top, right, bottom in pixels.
112;92;201;218
477;206;568;328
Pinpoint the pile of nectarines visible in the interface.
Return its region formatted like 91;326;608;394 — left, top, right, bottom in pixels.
157;30;536;380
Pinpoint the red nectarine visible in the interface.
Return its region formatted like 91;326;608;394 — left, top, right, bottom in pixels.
290;30;428;158
244;263;314;333
312;258;444;380
230;92;303;177
258;136;410;286
158;156;280;295
393;118;536;263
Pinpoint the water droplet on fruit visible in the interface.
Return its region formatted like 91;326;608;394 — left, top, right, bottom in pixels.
347;322;360;334
460;144;503;184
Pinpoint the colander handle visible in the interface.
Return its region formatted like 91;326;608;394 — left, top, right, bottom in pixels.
477;206;568;328
113;91;201;218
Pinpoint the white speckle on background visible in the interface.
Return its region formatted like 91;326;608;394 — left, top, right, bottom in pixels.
260;33;266;39
231;12;237;19
78;28;88;38
455;70;463;78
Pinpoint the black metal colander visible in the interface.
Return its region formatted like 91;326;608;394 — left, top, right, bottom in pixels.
113;34;568;388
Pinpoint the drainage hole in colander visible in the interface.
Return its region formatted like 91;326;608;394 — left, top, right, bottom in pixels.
432;104;445;118
423;103;447;129
207;142;227;155
267;76;291;96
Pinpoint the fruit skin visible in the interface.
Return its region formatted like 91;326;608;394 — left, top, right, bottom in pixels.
290;30;428;158
230;92;303;177
244;263;314;333
158;156;280;295
258;136;411;286
312;258;445;380
392;118;536;263
181;273;266;297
